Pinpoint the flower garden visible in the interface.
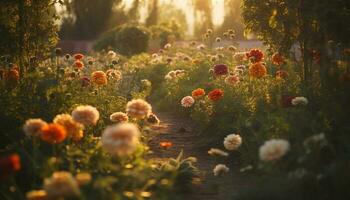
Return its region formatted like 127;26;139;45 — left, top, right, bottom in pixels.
1;0;350;200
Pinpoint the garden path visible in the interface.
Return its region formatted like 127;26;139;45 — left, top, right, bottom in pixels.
149;111;251;200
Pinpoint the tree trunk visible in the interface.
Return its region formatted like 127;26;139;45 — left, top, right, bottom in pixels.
17;0;26;76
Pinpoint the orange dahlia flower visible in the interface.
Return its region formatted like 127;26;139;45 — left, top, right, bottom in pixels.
6;69;20;82
40;124;67;144
160;141;172;149
91;71;108;86
192;88;205;98
0;153;21;179
272;52;284;65
26;190;48;200
73;53;84;60
208;89;224;101
249;62;267;78
74;60;84;70
11;64;19;71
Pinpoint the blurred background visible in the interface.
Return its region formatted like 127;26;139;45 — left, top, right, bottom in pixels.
55;0;259;53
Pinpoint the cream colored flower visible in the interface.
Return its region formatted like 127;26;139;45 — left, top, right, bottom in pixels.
164;43;172;49
53;114;84;141
291;97;308;106
259;139;290;161
107;50;117;59
303;133;327;149
106;69;122;81
208;148;229;157
174;69;185;77
164;74;173;80
181;96;195;108
23;118;47;137
228;45;237;51
213;164;229;176
197;44;206;50
126;99;152;119
223;134;242;151
44;171;80;198
101;123;140;156
110;112;129;123
164;70;185;80
72;105;99;126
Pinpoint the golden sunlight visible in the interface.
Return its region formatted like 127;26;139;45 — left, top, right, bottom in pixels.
122;0;226;35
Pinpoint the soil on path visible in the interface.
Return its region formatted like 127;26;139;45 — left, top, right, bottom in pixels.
148;111;251;200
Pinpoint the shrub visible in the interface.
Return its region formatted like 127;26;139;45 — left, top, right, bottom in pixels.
94;25;150;57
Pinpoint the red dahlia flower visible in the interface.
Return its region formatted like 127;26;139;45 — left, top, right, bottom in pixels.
73;53;84;60
81;76;91;87
208;89;224;101
246;49;264;63
213;64;229;76
0;154;21;179
281;95;295;108
272;52;284;65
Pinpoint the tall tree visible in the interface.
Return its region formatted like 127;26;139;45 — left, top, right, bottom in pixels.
242;0;350;88
59;0;122;40
0;0;58;75
220;0;244;39
128;0;141;23
193;0;213;35
145;0;159;26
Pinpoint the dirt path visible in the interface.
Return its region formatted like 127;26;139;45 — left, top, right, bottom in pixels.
148;111;250;200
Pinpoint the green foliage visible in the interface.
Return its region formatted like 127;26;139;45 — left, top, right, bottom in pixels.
59;0;123;40
94;25;150;57
149;20;184;48
158;151;199;192
242;0;350;87
0;0;58;73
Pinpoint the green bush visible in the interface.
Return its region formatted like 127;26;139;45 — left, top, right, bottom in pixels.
94;25;150;57
149;20;184;48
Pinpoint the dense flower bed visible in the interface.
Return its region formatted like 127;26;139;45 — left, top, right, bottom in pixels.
1;30;350;199
134;38;350;199
0;51;198;200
